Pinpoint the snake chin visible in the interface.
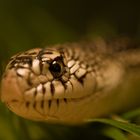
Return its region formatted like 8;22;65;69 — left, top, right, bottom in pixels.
4;89;102;124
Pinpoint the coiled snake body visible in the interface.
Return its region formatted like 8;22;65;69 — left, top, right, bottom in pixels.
1;39;140;124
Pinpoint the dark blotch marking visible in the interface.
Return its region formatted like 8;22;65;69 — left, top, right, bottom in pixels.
39;60;43;73
64;98;67;103
77;77;84;85
53;56;63;61
60;79;67;90
11;99;19;102
69;80;74;91
50;83;55;96
41;100;44;109
42;86;46;94
9;59;18;69
8;65;15;69
36;49;44;72
28;52;37;55
24;57;32;66
9;57;15;61
48;100;52;109
46;51;53;54
27;78;33;86
26;101;30;108
56;99;59;107
9;56;32;69
33;89;37;97
37;49;46;60
16;65;26;69
18;56;32;66
75;73;87;86
33;102;36;109
9;60;17;66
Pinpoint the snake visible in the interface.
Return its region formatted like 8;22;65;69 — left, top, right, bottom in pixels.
1;38;140;124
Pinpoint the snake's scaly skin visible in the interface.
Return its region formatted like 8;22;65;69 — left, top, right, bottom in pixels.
1;39;140;124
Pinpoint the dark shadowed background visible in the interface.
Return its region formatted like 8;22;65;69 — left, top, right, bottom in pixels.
0;0;140;140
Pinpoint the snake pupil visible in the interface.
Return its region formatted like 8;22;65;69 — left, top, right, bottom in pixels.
49;61;62;77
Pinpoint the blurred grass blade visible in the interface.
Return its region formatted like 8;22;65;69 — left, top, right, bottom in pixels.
102;127;127;140
87;118;140;137
122;108;140;120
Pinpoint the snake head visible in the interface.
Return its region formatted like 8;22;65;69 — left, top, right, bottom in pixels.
1;47;70;121
1;44;124;124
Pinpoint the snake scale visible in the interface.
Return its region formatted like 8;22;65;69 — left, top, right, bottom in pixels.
1;38;140;124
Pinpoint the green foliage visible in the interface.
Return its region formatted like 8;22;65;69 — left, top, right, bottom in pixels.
0;105;140;140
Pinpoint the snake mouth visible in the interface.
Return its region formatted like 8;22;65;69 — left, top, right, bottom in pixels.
5;101;60;121
7;89;96;109
4;88;99;122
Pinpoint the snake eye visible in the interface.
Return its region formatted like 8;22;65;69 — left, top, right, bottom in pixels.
49;60;63;78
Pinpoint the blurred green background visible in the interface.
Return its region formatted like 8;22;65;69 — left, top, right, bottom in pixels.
0;0;140;140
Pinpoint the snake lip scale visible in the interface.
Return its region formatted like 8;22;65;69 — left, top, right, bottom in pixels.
1;39;140;124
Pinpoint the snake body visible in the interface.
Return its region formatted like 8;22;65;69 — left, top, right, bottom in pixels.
1;39;140;124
